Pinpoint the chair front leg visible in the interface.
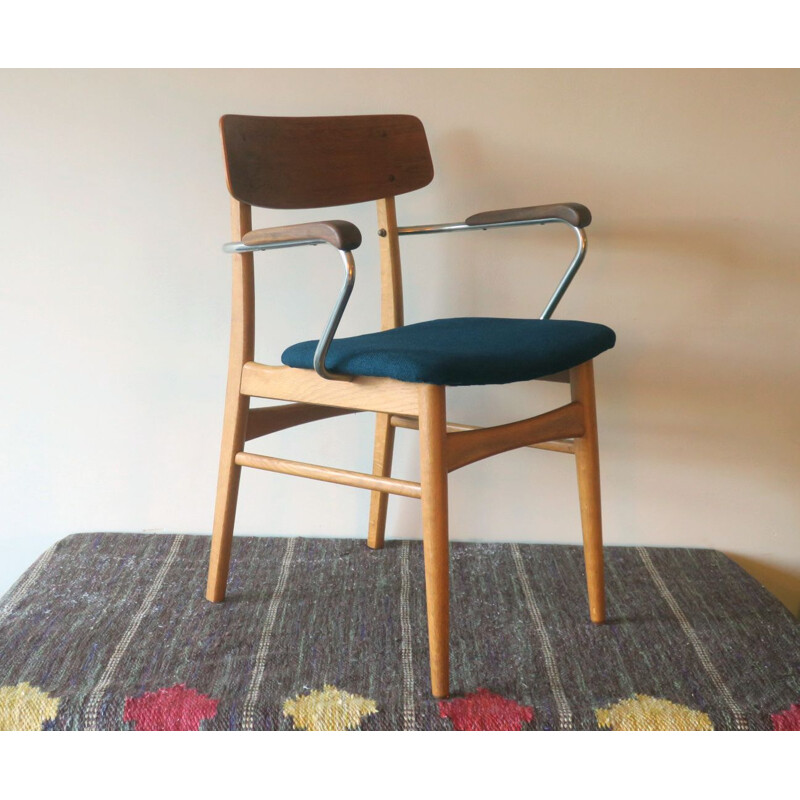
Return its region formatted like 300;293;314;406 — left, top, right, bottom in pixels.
367;412;395;549
570;360;606;623
418;384;450;698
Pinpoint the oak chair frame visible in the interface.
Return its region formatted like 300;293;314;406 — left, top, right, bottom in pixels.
206;115;606;699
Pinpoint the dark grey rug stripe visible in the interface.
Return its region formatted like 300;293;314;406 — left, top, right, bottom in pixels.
242;537;296;730
633;545;795;729
0;543;56;626
83;535;185;729
0;533;798;731
510;543;573;729
637;547;748;730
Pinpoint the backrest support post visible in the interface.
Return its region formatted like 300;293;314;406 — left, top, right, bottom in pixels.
377;196;404;330
229;198;255;368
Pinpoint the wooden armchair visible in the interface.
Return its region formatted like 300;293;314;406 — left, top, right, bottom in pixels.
205;114;616;698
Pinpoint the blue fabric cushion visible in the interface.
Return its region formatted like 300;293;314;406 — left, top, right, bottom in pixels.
281;317;616;386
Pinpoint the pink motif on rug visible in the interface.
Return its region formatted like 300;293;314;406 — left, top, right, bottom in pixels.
123;684;218;731
772;702;800;731
439;687;534;731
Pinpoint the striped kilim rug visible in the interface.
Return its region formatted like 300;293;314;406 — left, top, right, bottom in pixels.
0;533;798;731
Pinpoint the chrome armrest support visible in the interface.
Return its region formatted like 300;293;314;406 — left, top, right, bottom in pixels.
223;239;327;253
397;217;566;236
222;239;356;382
540;224;586;320
313;250;356;381
396;217;588;320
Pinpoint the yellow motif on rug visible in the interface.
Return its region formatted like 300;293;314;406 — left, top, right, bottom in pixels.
283;684;378;731
596;694;713;731
0;682;60;731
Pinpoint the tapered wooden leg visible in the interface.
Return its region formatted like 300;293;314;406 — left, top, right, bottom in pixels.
206;200;255;603
570;360;606;623
367;412;396;549
418;384;450;698
206;392;249;602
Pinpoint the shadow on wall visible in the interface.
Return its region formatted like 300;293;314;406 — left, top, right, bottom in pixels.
727;554;800;619
598;218;799;508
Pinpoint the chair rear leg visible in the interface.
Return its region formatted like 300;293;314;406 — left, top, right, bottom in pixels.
367;412;395;549
418;384;450;698
570;360;606;623
206;392;249;602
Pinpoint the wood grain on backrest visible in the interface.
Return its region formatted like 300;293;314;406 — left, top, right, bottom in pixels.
220;114;434;209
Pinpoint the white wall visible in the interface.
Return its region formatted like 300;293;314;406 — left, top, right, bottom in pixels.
1;69;798;614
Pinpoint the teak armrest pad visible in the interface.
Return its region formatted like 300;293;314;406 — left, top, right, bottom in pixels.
465;202;592;229
242;220;363;252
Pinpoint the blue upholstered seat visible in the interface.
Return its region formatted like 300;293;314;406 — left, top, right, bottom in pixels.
281;317;616;386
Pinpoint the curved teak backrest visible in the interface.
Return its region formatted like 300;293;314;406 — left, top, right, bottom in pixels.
220;114;435;209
